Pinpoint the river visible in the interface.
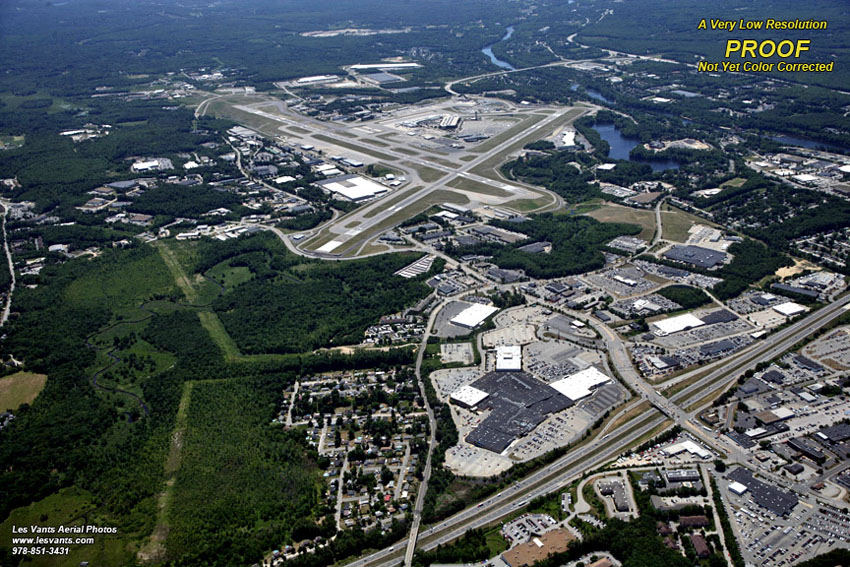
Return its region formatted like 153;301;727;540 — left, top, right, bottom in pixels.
769;134;847;153
482;26;516;71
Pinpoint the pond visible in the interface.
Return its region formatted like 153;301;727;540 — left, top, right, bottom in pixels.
593;124;681;172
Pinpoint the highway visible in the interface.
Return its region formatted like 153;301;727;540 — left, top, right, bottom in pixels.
344;289;850;567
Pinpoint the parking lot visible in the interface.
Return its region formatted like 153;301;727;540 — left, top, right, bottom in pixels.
440;342;475;365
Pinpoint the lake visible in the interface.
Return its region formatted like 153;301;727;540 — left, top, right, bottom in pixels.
593;124;681;171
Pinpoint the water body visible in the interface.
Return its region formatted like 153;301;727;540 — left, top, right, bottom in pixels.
769;134;847;153
593;124;681;172
569;84;612;104
482;26;516;71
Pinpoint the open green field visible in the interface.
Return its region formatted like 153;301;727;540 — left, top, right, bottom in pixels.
312;133;396;161
402;162;447;183
661;204;721;242
394;147;419;156
721;177;747;188
583;203;657;241
445;176;510;197
0;371;47;411
504;197;553;212
0;134;25;150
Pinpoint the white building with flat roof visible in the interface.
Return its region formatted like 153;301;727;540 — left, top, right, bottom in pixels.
729;481;748;495
450;303;499;329
651;313;705;337
450;385;489;409
549;367;611;401
495;346;522;371
772;302;808;317
316;174;388;202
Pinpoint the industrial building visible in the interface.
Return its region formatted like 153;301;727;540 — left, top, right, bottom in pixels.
662;244;728;269
549;367;611;402
450;303;499;329
495;345;522;372
315;174;388;202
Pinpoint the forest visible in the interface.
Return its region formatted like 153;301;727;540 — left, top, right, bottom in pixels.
446;214;640;280
206;236;437;353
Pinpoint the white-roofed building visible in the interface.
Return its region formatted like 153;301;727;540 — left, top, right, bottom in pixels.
650;313;705;336
549;367;611;401
450;385;489;409
495;346;522;372
450;304;499;329
772;302;808;317
771;407;795;420
662;440;711;460
316;174;389;202
729;481;748;495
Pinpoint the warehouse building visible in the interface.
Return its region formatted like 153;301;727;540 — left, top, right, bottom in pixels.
450;303;499;329
662;245;728;269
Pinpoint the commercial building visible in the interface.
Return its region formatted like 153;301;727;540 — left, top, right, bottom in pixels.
728;467;798;516
651;313;705;336
449;385;489;409
549;367;611;401
450;303;499;329
464;371;573;453
772;302;808;317
662;245;728;269
495;346;522;372
316;174;388;202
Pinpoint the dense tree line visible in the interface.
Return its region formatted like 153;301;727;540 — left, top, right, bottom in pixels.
446;214;640;280
656;285;711;310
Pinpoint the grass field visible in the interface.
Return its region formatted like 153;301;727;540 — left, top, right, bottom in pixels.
0;371;47;411
312;133;396;161
661;204;721;242
445;176;510;197
205;262;253;291
402;162;447;183
504;197;552;212
583;203;657;241
721;177;747;188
